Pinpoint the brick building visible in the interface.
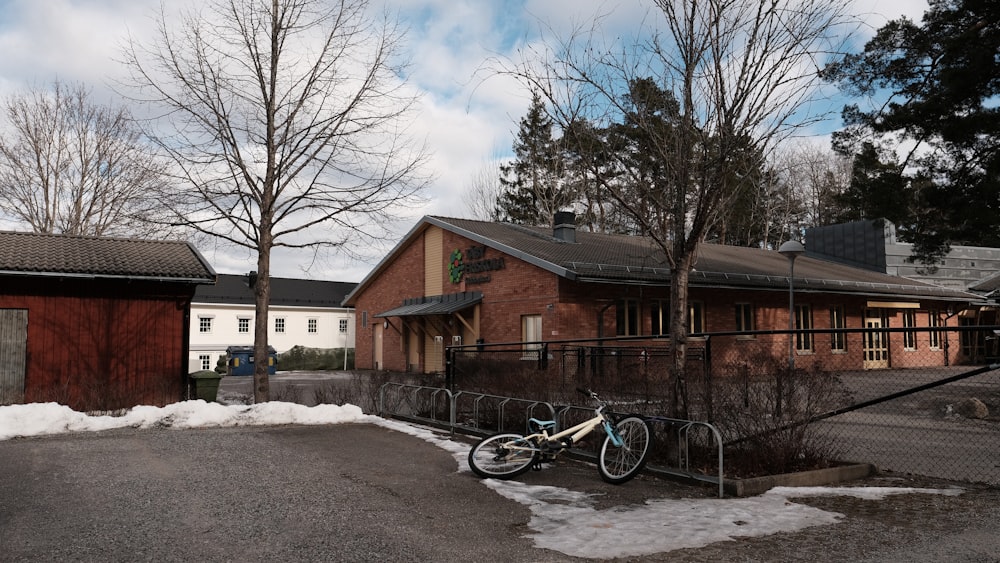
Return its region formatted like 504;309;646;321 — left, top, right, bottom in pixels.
343;214;979;374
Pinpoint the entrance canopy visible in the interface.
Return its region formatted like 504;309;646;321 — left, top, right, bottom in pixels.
375;291;482;318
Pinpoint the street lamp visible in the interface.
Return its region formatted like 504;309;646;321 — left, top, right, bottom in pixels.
777;240;805;418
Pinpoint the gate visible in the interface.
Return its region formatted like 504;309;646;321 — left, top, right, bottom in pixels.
0;309;28;405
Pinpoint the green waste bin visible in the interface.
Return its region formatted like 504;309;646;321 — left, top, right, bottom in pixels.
189;370;223;402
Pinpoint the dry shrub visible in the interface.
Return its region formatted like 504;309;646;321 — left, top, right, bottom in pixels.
711;368;850;477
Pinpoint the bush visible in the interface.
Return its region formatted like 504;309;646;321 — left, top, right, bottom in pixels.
277;346;354;371
710;369;849;477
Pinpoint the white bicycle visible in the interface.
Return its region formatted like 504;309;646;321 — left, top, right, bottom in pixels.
467;388;652;484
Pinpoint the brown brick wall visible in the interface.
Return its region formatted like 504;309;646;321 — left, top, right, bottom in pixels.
352;222;964;373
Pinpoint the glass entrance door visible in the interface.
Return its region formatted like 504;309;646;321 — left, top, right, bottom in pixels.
863;311;889;369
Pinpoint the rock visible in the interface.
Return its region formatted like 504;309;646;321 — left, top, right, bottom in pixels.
955;398;989;419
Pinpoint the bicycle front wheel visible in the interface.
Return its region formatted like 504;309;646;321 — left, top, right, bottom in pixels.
468;433;538;479
598;416;652;484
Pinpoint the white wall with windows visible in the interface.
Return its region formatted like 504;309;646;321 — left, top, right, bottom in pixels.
188;303;355;372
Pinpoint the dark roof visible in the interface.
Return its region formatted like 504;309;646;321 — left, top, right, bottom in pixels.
345;216;979;304
969;272;1000;295
375;291;482;317
0;230;215;282
194;273;355;308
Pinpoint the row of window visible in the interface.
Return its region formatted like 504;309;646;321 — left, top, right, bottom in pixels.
606;300;944;353
198;316;349;334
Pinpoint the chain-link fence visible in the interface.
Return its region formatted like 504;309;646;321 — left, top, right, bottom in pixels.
446;327;1000;484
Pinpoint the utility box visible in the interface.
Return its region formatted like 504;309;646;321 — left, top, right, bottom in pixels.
226;345;277;376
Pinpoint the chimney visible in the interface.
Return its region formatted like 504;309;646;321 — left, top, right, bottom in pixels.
553;211;576;243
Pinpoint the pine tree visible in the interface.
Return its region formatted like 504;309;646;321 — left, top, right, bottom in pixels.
496;91;569;226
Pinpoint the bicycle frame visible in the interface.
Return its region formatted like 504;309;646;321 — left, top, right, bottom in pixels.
519;404;623;454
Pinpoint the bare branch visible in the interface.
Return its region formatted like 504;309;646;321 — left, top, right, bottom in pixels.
0;81;170;238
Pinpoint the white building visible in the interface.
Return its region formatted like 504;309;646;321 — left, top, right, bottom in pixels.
188;274;356;372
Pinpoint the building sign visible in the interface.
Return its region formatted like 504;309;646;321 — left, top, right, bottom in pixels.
448;245;504;285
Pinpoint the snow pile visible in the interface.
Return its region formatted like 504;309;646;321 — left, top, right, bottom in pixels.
0;400;367;440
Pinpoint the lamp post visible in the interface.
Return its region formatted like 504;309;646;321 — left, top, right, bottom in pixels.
777;240;805;418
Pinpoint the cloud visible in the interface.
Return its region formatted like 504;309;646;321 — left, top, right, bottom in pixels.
0;0;930;282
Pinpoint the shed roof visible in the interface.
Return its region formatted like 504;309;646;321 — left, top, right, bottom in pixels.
345;216;979;305
375;291;482;317
0;231;215;283
194;273;355;308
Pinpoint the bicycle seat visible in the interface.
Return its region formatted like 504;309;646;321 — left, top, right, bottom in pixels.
528;418;556;431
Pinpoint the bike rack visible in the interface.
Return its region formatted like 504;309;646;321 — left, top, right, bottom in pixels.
644;416;725;499
377;382;725;497
377;383;454;423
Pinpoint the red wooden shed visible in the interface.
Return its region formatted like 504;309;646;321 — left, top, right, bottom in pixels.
0;231;216;411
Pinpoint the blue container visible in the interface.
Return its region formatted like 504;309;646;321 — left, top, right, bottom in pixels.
226;345;278;376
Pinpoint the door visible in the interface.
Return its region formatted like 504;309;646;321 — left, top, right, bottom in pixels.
863;312;889;369
0;309;28;404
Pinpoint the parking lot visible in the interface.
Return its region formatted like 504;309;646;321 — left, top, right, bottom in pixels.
2;418;999;562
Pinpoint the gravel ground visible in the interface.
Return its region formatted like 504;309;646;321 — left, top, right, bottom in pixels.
1;421;998;562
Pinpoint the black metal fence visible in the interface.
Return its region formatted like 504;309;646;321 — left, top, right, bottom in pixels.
445;326;1000;484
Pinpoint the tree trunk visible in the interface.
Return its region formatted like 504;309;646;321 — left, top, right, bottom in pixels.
668;256;693;419
253;235;272;403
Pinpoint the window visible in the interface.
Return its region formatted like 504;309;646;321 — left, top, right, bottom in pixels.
199;316;213;333
274;317;285;333
651;300;703;335
616;299;639;336
308;318;318;334
735;303;754;334
521;315;542;353
689;301;704;334
238;317;251;334
928;311;942;349
651;300;668;336
830;306;847;352
339;318;349;333
902;310;917;350
199;354;211;371
795;304;813;352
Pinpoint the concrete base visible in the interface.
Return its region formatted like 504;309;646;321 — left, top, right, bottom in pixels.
723;462;877;497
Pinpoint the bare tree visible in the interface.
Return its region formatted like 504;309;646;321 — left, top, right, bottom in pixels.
122;0;429;402
782;143;852;229
462;149;505;221
0;81;166;237
500;0;852;416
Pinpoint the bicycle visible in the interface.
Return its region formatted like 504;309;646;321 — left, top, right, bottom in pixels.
467;388;652;484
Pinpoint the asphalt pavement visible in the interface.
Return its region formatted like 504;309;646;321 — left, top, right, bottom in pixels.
0;424;548;562
2;421;999;562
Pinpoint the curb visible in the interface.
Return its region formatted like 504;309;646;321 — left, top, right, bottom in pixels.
722;462;877;497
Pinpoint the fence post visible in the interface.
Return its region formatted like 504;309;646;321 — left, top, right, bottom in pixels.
704;336;713;424
539;343;549;370
445;346;455;392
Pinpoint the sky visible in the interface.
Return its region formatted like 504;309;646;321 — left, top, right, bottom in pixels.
0;398;962;559
0;0;930;284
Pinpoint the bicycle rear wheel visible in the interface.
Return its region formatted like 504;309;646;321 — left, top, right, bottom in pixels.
598;416;652;484
468;433;538;479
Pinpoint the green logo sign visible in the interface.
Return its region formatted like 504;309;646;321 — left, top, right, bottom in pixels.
448;249;464;283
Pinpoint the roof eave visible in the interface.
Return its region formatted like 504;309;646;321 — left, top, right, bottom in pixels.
0;270;216;284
